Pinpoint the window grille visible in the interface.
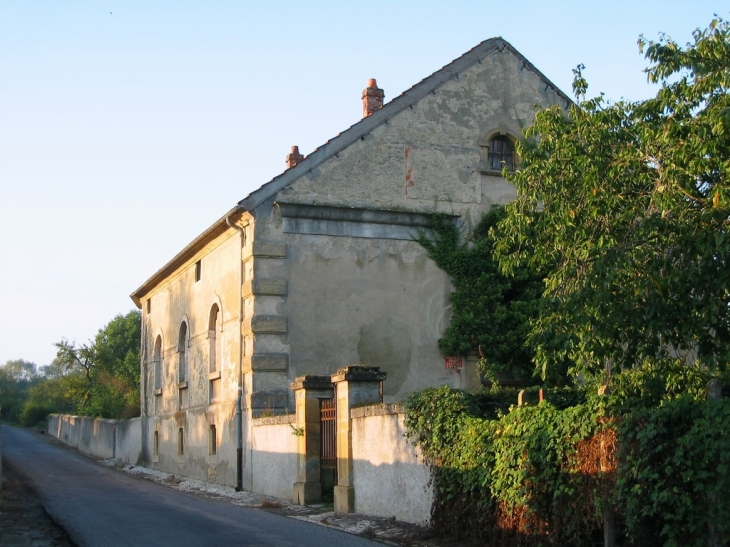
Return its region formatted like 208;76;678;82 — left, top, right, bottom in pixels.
488;136;515;170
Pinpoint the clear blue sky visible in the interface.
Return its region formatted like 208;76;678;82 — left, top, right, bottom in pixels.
0;1;724;367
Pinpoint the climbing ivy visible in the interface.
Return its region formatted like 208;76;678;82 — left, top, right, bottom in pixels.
618;397;730;547
404;369;730;546
404;385;608;545
415;206;547;383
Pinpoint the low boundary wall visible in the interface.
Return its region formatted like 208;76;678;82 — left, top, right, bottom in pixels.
48;402;433;525
251;414;297;499
48;414;143;464
350;403;432;524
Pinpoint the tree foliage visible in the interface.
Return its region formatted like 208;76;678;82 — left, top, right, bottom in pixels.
494;18;730;376
0;359;38;422
416;207;545;381
10;310;142;424
404;18;730;546
404;381;730;546
52;310;141;418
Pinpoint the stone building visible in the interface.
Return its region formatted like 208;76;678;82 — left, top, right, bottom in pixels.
130;37;569;499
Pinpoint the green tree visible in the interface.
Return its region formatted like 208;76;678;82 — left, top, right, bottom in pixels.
53;310;141;418
0;359;38;422
53;338;97;410
92;310;141;418
416;207;546;382
495;18;730;377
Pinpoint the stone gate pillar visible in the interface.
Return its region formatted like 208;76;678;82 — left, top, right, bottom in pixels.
331;365;386;514
291;375;334;505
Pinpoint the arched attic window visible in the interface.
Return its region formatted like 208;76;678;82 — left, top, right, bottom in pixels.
487;135;516;171
208;304;221;373
178;322;188;383
153;335;162;391
480;132;518;174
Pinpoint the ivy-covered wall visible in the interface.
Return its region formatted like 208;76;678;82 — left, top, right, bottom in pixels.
404;369;730;546
415;207;546;383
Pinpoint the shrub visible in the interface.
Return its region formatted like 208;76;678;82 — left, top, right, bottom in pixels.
19;402;55;427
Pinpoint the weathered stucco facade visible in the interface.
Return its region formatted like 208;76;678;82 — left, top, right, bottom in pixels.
130;37;569;506
134;223;250;485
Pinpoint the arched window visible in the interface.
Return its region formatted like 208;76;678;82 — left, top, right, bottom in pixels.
178;322;188;383
488;136;516;170
153;335;163;390
208;304;221;373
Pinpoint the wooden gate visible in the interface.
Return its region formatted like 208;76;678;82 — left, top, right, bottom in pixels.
319;397;337;490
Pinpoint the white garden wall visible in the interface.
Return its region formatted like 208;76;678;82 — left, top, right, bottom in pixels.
350;404;432;524
48;414;143;464
251;415;298;500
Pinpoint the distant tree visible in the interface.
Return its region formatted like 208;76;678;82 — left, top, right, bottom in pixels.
93;310;141;395
54;339;97;410
52;310;141;418
91;310;141;418
38;359;69;380
2;359;38;382
0;359;38;422
19;358;75;426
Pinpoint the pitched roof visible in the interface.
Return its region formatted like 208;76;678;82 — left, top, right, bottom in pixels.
131;37;570;306
240;37;571;211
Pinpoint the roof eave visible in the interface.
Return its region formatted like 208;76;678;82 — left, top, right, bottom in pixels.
129;205;245;308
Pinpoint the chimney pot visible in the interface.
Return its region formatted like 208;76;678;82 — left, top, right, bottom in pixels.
362;78;384;118
286;145;304;169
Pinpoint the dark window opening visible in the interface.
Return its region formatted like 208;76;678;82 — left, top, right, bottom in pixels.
153;335;163;392
153;431;159;456
178;428;184;455
488;136;515;170
209;425;217;456
178;323;188;383
209;304;221;373
195;260;201;282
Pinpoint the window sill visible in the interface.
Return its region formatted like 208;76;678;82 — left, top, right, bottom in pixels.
480;166;514;177
479;158;517;176
177;381;188;390
154;388;162;396
208;371;221;381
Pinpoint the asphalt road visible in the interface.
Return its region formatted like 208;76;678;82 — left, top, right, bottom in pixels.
2;426;381;547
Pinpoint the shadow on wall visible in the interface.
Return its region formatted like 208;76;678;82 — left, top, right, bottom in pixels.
350;457;432;525
357;318;412;396
246;449;432;525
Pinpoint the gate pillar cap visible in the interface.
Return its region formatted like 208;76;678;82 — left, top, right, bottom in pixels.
290;375;333;391
331;365;387;383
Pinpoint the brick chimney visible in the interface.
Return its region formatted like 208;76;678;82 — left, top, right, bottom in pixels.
362;78;384;118
286;145;304;169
